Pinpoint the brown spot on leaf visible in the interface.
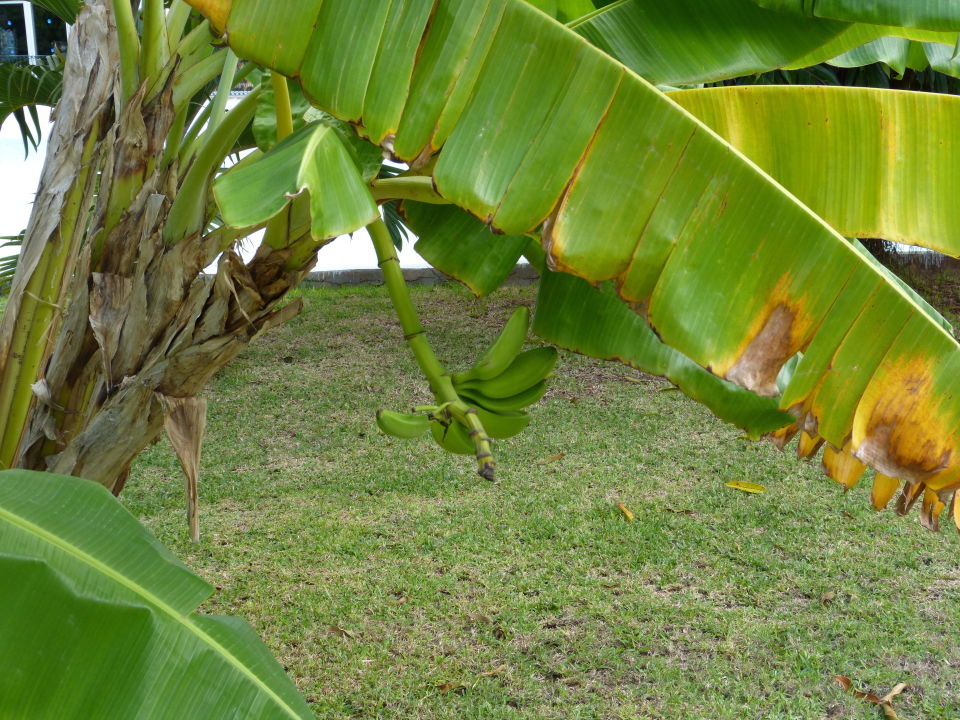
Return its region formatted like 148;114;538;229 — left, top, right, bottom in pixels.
725;303;798;397
852;356;953;485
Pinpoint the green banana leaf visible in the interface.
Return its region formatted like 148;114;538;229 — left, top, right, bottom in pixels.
827;36;917;75
0;470;312;719
569;0;849;85
214;121;379;239
191;0;960;524
533;270;795;438
749;0;960;32
402;201;531;297
525;0;595;22
671;85;960;257
785;23;957;70
570;0;960;85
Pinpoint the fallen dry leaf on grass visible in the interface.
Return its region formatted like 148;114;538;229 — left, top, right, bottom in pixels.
835;676;908;718
536;453;566;465
477;664;507;678
616;502;634;522
436;681;466;694
725;480;767;494
325;626;356;639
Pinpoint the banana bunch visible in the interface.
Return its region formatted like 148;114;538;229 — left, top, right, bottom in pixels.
375;307;557;475
449;307;557;426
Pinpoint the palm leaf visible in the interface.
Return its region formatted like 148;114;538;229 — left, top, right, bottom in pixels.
0;59;64;155
190;0;960;527
0;470;312;719
29;0;83;23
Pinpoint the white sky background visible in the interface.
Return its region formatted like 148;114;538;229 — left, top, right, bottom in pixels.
0;107;431;270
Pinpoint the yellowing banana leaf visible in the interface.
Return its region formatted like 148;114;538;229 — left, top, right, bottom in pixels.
570;0;849;85
402;202;531;297
0;470;312;719
214;121;378;239
671;85;960;257
190;0;960;528
750;0;960;32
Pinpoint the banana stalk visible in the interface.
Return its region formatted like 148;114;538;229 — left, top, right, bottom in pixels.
367;218;495;480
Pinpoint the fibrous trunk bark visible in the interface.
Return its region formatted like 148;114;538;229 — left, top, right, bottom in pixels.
0;0;317;492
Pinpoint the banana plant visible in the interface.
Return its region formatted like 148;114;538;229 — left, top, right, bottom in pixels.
0;0;352;517
177;0;960;533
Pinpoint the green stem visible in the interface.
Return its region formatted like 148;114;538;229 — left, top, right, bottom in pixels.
371;176;449;205
263;72;297;250
140;0;169;89
368;218;495;480
165;0;193;52
206;50;239;134
111;0;141;104
271;73;295;141
0;121;100;467
165;88;261;244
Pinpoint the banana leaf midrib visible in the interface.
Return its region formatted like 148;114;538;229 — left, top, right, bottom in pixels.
0;502;305;719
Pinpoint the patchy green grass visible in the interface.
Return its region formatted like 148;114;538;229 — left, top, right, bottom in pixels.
127;284;960;720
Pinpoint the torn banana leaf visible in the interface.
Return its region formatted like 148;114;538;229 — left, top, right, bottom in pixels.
188;0;960;529
214;121;378;240
0;470;312;719
672;85;960;257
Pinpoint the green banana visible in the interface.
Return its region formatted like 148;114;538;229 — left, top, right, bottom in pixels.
430;419;476;455
460;380;548;414
376;409;431;439
457;347;557;399
474;407;530;439
451;306;529;384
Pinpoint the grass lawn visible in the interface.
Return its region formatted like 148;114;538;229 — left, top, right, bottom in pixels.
124;283;960;719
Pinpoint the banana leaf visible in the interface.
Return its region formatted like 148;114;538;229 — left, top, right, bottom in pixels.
0;470;312;719
749;0;960;32
401;201;531;297
671;85;960;257
571;0;960;85
569;0;849;85
190;0;960;526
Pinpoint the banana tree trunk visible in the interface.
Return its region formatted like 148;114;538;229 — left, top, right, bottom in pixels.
0;0;314;492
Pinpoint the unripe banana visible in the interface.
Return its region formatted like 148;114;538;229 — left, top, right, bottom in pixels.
452;306;529;384
430;419;476;455
458;347;557;399
460;380;547;413
376;410;431;439
474;407;530;439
